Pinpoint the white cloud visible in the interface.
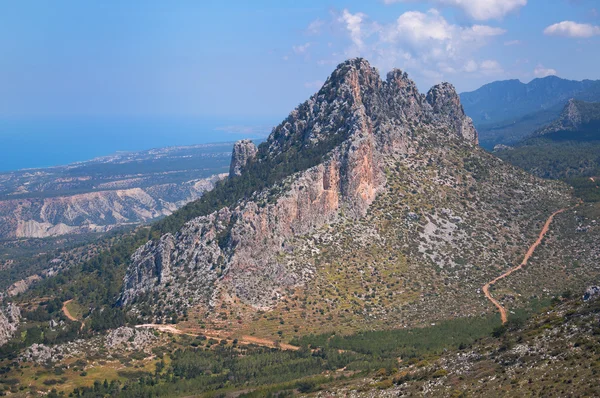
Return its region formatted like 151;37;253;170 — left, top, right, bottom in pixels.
383;0;527;21
380;9;504;49
504;39;521;46
338;9;367;50
313;8;506;87
462;59;503;75
463;60;478;72
307;19;324;35
544;21;600;38
533;64;557;78
292;42;311;54
480;59;504;75
376;9;504;70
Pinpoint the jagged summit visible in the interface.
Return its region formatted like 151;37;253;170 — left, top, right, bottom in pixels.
426;82;478;143
120;58;492;322
264;58;476;160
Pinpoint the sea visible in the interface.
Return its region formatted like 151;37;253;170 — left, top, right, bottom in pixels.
0;117;275;172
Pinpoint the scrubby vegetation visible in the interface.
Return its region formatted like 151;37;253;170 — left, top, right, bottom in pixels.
0;312;515;397
317;291;600;397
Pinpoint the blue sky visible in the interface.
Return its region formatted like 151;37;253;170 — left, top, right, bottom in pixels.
1;0;599;121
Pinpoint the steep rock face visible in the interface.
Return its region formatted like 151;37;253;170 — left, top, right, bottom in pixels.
229;140;258;177
0;304;20;347
120;58;479;320
426;82;478;144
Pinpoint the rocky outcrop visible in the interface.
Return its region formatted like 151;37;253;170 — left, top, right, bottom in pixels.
493;144;514;152
7;275;42;297
120;58;480;320
0;303;20;346
105;327;156;351
426;82;478;144
583;286;600;301
19;327;156;363
536;99;600;137
229;140;258;177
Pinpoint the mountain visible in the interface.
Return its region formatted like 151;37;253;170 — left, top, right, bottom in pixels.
495;99;600;201
118;59;586;338
534;99;600;140
3;59;600;397
0;143;233;239
494;100;600;174
460;76;600;148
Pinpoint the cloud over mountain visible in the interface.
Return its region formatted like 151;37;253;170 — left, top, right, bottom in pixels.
383;0;527;21
314;8;505;86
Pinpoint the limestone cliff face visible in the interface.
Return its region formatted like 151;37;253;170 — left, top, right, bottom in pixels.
426;82;478;144
120;58;479;320
229;140;258;177
0;304;20;347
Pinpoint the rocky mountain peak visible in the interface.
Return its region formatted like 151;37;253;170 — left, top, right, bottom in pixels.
327;58;380;88
120;58;482;320
386;68;419;93
229;139;258;177
427;82;478;144
426;83;460;113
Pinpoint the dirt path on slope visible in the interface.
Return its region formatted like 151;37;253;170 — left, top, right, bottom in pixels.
135;324;300;351
482;206;572;324
62;299;78;321
63;299;86;330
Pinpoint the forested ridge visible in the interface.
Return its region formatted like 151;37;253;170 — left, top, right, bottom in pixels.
496;101;600;202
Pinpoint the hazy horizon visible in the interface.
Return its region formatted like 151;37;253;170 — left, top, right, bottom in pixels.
0;116;274;172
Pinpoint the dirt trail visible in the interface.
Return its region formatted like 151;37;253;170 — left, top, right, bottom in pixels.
135;324;299;351
63;299;86;330
62;299;78;321
482;206;572;324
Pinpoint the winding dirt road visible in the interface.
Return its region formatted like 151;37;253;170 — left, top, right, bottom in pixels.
135;324;300;351
482;206;571;324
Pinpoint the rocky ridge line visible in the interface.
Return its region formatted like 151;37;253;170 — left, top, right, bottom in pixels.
119;58;478;321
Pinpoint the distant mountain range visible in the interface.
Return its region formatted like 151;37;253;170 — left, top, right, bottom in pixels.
495;99;600;201
460;76;600;148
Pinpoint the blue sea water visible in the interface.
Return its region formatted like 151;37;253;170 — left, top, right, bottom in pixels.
0;117;274;172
